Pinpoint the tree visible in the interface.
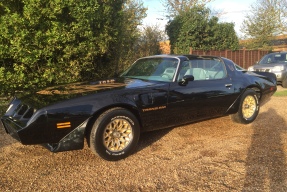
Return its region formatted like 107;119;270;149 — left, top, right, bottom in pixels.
110;0;147;74
241;0;287;49
0;0;147;94
110;1;167;73
280;0;287;30
163;0;213;17
114;24;166;73
166;6;239;54
136;25;164;57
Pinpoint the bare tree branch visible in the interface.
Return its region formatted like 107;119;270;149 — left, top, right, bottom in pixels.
162;0;213;17
241;0;287;48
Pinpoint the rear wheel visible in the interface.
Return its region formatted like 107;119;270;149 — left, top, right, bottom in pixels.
230;89;259;124
90;108;140;161
282;77;287;88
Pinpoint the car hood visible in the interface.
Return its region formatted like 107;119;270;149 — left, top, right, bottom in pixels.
15;77;161;109
253;63;286;68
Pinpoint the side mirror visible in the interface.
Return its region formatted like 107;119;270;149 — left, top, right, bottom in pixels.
179;75;194;86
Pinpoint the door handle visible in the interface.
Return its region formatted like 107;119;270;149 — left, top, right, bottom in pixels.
225;84;232;88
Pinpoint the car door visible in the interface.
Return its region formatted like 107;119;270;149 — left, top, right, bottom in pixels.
136;84;172;131
166;59;237;126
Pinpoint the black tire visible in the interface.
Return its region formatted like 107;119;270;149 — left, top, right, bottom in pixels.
230;89;259;124
282;77;287;88
90;108;140;161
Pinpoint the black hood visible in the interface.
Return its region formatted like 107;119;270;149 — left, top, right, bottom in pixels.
15;77;161;109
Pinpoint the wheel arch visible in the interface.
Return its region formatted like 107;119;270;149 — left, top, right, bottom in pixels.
84;104;142;146
230;86;261;124
227;85;262;114
247;85;262;100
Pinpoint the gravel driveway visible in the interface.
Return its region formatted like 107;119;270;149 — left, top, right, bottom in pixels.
1;94;287;191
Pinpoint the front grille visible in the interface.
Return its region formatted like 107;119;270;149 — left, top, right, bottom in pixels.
256;69;271;72
10;103;35;121
18;104;28;115
23;108;34;118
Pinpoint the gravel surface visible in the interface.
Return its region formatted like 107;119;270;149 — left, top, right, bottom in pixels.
1;90;287;191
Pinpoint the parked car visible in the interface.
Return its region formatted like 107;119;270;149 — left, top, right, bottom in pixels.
248;52;287;87
1;55;277;161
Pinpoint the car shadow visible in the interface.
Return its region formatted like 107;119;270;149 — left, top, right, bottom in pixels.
242;108;287;191
136;127;174;153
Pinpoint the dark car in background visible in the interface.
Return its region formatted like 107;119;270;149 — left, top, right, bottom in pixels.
1;55;277;161
248;52;287;87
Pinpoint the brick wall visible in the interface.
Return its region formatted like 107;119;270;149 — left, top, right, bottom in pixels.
190;49;270;69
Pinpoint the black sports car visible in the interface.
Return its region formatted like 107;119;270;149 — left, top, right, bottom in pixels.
1;55;277;161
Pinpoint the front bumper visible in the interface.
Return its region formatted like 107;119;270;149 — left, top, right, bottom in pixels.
1;115;88;152
1;97;91;152
1;117;23;142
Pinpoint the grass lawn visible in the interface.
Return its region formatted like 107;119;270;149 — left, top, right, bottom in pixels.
274;89;287;97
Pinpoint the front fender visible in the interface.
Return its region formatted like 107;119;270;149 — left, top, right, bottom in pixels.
43;118;91;152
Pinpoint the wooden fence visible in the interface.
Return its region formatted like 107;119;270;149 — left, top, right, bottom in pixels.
189;48;270;69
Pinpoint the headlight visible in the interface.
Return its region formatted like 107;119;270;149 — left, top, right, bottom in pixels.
248;66;254;71
272;66;284;72
6;104;13;113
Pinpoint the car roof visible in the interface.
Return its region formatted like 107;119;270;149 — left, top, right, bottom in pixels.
265;52;287;55
141;54;220;60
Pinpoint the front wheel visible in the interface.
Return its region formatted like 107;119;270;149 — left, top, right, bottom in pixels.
230;89;259;124
90;108;140;161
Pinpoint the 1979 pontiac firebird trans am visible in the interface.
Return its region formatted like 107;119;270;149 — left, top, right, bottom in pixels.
1;55;277;161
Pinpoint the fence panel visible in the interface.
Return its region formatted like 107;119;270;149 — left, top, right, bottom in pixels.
190;49;270;69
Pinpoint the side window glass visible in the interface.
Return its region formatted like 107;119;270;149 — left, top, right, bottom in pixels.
182;60;209;81
178;59;226;81
206;60;226;80
178;61;190;81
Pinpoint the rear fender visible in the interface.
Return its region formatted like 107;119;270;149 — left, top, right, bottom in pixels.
225;91;242;114
225;87;261;114
252;71;277;85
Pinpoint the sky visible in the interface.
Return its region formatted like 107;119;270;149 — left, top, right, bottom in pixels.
142;0;257;37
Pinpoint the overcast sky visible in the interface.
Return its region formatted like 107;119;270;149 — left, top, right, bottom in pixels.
142;0;257;37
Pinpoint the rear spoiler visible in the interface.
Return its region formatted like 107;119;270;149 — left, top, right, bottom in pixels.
252;71;277;85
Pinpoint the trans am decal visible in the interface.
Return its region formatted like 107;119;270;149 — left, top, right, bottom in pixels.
142;106;167;112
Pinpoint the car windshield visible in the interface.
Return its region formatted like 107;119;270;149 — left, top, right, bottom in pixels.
259;53;287;64
121;57;179;82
